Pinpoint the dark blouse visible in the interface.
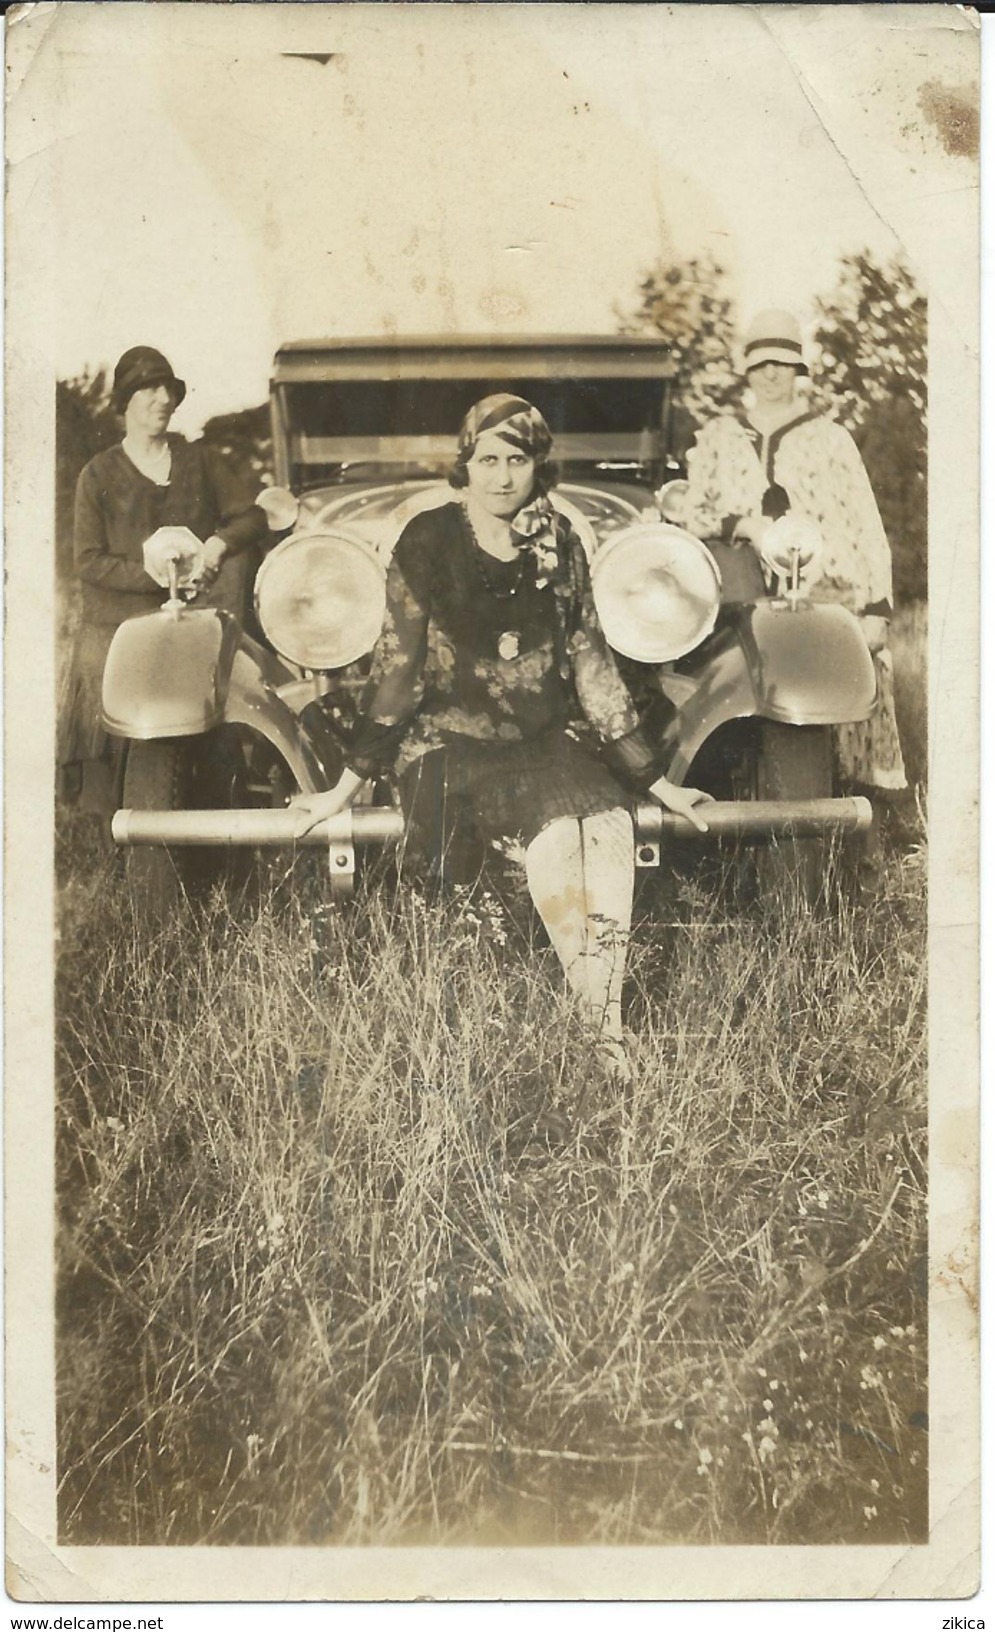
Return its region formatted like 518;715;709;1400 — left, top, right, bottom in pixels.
74;436;268;626
349;501;662;791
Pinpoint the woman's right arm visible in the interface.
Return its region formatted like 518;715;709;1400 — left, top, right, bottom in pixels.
684;418;756;546
347;532;432;778
292;530;432;832
74;463;161;593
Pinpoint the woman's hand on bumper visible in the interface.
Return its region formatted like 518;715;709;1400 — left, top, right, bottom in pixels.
290;769;366;838
647;775;714;833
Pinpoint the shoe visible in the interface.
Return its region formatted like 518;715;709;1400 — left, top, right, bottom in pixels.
594;1033;633;1086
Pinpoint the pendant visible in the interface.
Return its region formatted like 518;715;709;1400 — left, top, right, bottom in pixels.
497;631;520;661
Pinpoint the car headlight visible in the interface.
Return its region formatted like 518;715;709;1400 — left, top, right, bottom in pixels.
254;528;386;669
591;522;722;662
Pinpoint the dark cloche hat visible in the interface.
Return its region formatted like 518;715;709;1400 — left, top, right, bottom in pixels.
112;346;187;414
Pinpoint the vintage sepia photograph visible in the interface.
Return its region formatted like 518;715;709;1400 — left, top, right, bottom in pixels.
4;0;980;1602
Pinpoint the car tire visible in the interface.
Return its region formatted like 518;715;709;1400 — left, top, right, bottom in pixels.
121;738;193;916
121;728;285;916
754;721;835;907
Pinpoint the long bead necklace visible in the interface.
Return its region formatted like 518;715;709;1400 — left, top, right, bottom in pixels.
462;507;527;660
463;507;527;597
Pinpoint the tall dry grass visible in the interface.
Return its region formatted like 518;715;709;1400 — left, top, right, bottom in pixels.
891;600;927;790
56;818;927;1547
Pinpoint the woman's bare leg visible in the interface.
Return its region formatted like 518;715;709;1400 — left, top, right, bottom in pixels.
524;808;634;1040
525;816;589;1004
576;806;634;1041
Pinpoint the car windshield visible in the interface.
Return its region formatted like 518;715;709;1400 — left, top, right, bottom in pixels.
277;376;670;488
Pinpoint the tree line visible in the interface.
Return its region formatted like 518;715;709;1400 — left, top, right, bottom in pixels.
618;249;927;604
56;249;927;608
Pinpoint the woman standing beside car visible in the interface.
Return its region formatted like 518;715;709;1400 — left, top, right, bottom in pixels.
59;346;271;813
682;309;907;806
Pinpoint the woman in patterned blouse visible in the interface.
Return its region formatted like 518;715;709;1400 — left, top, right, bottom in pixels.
682;309;907;797
295;393;711;1075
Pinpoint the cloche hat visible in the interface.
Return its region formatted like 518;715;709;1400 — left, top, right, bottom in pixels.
112;346;187;414
742;310;808;375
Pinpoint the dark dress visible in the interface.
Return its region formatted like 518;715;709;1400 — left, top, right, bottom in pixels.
59;436;268;777
348;501;662;882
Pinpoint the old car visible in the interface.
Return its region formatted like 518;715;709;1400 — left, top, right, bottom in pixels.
103;335;873;906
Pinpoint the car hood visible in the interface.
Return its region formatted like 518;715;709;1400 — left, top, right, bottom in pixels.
296;477;654;559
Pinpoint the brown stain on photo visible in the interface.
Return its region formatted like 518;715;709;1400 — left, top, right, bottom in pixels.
917;80;979;159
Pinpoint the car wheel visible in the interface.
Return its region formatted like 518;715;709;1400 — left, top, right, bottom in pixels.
121;738;194;916
753;721;835;907
122;728;291;916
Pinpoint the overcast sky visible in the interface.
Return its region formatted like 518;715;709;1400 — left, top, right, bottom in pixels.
13;3;978;429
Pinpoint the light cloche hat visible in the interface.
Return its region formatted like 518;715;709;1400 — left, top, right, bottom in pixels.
742;310;808;375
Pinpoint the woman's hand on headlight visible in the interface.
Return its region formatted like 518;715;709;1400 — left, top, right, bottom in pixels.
290;769;366;837
647;775;714;833
195;534;228;586
860;615;889;655
731;515;764;550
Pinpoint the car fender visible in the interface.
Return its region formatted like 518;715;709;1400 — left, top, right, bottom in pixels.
740;601;876;726
225;644;332;792
102;609;330;791
102;608;243;739
660;602;875;782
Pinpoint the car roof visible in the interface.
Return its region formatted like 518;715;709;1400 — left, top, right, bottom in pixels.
272;334;677;383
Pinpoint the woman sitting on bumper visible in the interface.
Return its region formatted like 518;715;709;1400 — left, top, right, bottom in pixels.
294;393;710;1077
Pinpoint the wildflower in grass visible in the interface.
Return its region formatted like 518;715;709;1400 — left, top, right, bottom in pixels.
873;1335;887;1350
246;1433;264;1477
863;1505;878;1522
673;1419;684;1431
859;1364;884;1391
257;1211;288;1256
758;1435;777;1463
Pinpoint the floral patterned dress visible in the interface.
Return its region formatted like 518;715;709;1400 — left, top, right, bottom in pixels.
684;411;907;791
348;501;662;878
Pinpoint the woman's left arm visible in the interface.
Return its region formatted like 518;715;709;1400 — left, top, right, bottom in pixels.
198;445;270;575
828;425;894;613
567;540;709;827
567;541;647;754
